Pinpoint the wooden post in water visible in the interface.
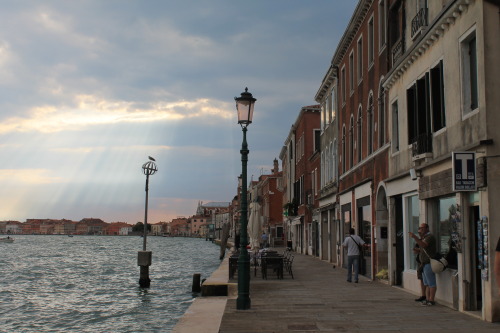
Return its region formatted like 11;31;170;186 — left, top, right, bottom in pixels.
192;273;201;293
138;251;152;288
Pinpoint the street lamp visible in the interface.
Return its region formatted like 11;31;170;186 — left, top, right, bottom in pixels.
138;157;158;288
235;87;256;310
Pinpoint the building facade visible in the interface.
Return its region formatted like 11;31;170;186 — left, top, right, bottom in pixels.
280;105;321;255
382;0;500;321
322;0;390;279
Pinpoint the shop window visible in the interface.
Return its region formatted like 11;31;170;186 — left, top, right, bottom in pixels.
437;196;458;269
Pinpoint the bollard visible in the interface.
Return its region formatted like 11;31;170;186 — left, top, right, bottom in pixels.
138;251;152;288
192;273;201;293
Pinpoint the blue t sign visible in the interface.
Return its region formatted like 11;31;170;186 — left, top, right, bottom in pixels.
452;152;476;191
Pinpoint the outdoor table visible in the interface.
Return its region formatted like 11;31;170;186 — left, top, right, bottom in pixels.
261;254;284;279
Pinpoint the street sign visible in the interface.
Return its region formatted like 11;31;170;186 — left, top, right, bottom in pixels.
452;151;476;191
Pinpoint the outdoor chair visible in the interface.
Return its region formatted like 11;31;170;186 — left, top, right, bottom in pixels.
284;255;294;279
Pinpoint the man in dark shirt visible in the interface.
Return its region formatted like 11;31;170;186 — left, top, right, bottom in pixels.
409;223;437;306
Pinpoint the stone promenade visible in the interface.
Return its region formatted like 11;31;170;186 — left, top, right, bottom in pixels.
175;249;499;332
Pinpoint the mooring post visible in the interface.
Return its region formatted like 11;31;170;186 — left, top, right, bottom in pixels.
192;273;201;293
138;250;152;288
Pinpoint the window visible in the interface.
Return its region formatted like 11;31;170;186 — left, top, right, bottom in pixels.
460;29;478;116
314;129;320;152
391;100;399;152
325;96;330;125
357;36;363;83
341;66;346;104
311;170;316;196
332;141;337;181
342;126;346;173
378;0;387;49
357;106;362;163
330;87;336;123
294;176;305;205
406;194;419;270
407;61;446;147
325;146;329;182
368;16;374;66
431;61;446;131
320;152;328;188
321;102;326;130
349;51;354;92
367;94;374;155
349;116;354;168
436;196;458;269
378;83;386;146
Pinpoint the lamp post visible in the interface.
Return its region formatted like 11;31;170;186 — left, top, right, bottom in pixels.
235;87;256;310
138;157;158;288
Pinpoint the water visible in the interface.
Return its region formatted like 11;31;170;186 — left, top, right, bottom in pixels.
0;235;223;332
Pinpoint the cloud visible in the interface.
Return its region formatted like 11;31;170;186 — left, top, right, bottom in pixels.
0;169;63;185
0;95;233;134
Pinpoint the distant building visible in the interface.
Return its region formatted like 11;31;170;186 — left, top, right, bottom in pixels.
107;222;133;236
76;218;107;235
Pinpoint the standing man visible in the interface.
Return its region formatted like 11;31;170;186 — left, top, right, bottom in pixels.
343;228;365;283
261;232;268;248
409;223;437;306
413;230;427;302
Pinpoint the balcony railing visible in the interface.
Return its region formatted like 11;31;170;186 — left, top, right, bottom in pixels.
391;38;405;66
411;132;433;157
411;7;428;39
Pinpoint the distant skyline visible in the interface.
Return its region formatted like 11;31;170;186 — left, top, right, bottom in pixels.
0;1;358;223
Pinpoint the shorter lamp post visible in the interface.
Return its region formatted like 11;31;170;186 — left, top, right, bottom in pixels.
138;157;158;288
235;87;256;310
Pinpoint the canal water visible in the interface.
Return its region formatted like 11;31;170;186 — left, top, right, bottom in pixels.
0;235;222;332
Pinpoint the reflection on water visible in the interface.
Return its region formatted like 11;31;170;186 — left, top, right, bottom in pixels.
0;236;220;332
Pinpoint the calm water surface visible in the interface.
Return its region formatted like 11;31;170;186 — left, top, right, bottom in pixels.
0;235;222;332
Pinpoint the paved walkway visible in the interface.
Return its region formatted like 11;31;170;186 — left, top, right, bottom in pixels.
217;249;499;333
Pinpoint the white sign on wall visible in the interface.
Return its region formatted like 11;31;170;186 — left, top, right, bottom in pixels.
452;151;476;191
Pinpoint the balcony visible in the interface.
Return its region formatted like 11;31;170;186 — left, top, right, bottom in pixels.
411;7;428;39
411;133;433;160
391;38;405;66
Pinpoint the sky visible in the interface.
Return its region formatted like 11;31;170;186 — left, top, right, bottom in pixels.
0;0;358;224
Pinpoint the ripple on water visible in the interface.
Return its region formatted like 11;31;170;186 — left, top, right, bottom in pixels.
0;236;220;332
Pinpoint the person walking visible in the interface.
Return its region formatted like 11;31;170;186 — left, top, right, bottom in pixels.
409;223;437;306
342;228;365;283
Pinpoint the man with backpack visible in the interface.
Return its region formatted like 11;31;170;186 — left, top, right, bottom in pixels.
342;228;365;283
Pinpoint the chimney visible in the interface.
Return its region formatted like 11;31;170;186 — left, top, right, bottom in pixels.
273;158;279;175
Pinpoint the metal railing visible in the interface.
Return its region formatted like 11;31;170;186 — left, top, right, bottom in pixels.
411;7;428;39
391;38;404;66
411;132;433;157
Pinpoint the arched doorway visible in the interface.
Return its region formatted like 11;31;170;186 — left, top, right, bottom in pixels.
375;185;389;278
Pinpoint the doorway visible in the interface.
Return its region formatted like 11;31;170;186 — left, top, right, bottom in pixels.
341;204;351;268
357;197;372;279
467;205;482;311
394;195;404;286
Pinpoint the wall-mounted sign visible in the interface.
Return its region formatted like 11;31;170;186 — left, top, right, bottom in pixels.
452;151;476;191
